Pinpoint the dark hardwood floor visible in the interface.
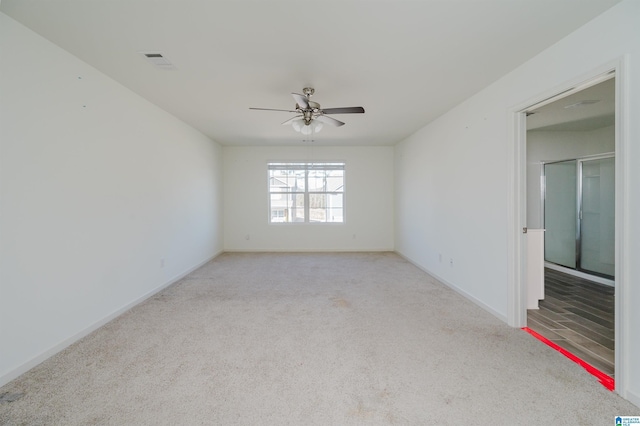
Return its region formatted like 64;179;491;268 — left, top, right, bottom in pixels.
527;268;615;377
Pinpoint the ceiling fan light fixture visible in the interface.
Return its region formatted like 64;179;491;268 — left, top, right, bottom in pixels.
292;118;322;135
251;87;364;134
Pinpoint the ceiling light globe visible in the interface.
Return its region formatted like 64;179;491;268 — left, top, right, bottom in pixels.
291;119;304;132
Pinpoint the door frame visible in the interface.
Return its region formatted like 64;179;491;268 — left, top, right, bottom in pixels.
506;57;629;396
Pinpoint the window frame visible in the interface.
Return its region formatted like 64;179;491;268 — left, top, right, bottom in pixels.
267;162;345;224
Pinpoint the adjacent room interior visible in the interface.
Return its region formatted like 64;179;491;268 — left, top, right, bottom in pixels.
525;77;616;379
2;0;640;422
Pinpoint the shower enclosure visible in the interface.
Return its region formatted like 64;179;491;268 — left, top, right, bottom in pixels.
543;154;615;278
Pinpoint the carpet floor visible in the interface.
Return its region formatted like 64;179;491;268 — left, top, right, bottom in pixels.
1;252;638;425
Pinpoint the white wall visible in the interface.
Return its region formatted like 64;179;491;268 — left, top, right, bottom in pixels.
526;125;615;228
224;146;394;251
395;0;640;405
0;14;223;385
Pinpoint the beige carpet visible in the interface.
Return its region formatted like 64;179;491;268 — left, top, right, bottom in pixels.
1;252;638;425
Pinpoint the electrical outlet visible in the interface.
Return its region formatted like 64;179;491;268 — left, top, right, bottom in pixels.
439;253;443;263
245;234;250;241
449;258;454;267
160;258;165;268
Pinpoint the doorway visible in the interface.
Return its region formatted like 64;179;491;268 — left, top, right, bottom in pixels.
523;76;617;379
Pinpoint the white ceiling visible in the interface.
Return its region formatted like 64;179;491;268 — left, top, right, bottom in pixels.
527;77;615;132
1;0;622;146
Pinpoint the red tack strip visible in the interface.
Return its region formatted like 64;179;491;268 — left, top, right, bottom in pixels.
522;327;614;391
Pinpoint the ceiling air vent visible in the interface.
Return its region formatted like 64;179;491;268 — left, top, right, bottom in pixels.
139;52;176;70
564;100;600;109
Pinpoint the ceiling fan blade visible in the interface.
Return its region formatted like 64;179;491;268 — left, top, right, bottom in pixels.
250;107;298;112
321;107;365;114
291;93;309;109
308;100;321;110
315;115;345;127
281;115;303;125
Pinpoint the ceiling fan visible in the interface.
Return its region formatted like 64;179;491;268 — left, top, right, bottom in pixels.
250;87;365;135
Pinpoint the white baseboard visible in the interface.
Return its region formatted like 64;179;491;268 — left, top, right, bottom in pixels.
624;389;640;409
396;251;508;324
0;251;222;388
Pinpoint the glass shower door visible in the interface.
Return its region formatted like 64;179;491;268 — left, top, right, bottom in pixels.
544;160;577;268
543;156;615;279
579;157;615;277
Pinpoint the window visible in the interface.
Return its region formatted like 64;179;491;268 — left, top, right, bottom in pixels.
268;162;344;223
